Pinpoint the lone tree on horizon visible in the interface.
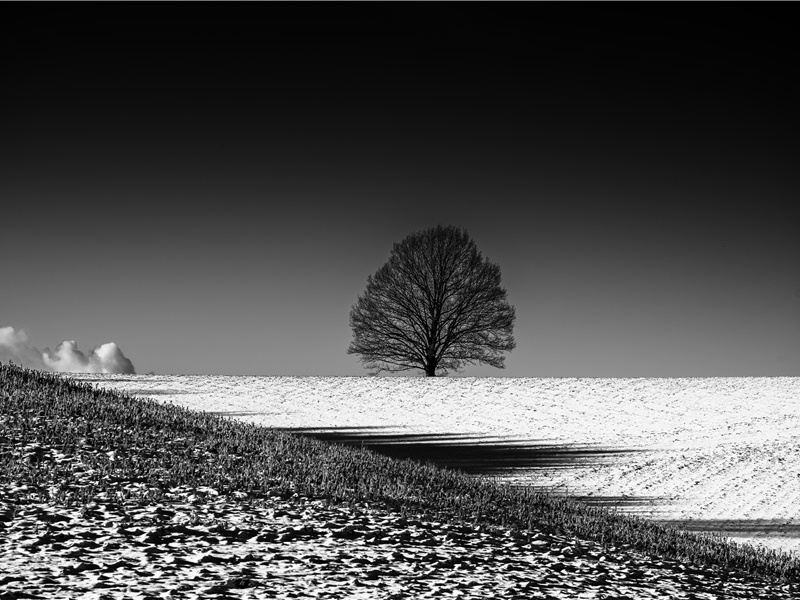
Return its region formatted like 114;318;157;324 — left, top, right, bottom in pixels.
347;224;515;377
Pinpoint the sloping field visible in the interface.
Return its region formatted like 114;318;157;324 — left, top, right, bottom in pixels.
76;375;800;556
3;366;798;598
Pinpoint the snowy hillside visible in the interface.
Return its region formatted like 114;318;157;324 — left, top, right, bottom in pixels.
77;374;800;556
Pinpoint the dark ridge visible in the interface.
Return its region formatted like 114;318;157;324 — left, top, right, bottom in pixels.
205;410;287;417
655;520;800;538
557;494;665;510
73;376;141;383
124;388;190;396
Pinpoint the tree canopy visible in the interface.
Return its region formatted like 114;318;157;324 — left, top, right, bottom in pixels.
347;224;515;376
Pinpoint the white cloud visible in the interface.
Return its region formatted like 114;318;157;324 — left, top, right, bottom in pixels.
87;342;135;374
0;325;135;374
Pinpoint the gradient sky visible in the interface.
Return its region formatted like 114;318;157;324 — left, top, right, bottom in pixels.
3;4;798;377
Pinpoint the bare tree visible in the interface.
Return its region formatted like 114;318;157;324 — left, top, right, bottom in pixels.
348;225;515;376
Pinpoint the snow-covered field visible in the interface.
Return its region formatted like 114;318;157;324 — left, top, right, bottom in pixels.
77;375;800;556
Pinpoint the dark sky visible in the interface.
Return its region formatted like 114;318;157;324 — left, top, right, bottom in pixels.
2;4;798;376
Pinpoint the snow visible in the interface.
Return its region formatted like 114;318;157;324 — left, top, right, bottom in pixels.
77;374;800;556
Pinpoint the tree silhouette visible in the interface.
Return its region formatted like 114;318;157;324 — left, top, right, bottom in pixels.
348;225;515;376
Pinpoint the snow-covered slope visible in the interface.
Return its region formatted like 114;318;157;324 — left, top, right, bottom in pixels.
78;375;800;556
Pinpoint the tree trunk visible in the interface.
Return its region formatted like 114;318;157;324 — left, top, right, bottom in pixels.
424;359;437;377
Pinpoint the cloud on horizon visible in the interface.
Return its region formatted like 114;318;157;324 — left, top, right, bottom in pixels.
0;326;135;374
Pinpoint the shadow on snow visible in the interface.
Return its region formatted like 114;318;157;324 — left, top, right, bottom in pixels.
276;426;663;510
278;426;643;474
279;427;800;540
